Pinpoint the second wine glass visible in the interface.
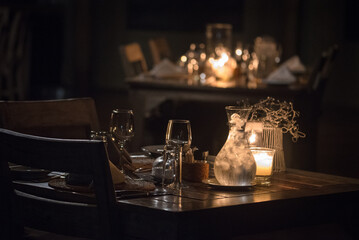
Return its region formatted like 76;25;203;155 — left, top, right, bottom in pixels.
165;119;192;190
109;109;135;168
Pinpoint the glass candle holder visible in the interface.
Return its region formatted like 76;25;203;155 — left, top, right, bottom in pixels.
250;147;276;186
206;23;232;56
205;23;236;81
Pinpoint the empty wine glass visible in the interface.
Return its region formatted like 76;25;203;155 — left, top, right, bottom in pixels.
109;109;134;168
164;119;192;190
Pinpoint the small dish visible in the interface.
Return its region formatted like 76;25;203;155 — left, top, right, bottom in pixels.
141;145;164;158
202;178;255;190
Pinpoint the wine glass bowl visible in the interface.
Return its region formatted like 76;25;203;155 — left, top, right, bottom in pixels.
109;109;135;148
109;109;135;171
166;119;192;149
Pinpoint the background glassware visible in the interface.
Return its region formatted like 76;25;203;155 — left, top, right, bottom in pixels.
109;109;135;168
253;36;281;79
206;23;232;57
165;119;192;190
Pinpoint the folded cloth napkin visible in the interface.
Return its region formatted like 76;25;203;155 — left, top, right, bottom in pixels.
263;55;306;85
282;55;306;74
150;58;186;78
263;65;296;85
109;161;126;184
116;177;155;191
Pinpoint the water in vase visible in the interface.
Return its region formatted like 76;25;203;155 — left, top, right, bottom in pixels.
214;107;256;186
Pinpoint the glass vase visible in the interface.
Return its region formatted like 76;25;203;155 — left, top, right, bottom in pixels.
214;106;256;186
205;23;236;81
206;23;233;56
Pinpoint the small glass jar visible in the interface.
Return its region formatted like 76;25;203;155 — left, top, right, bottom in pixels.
151;154;175;185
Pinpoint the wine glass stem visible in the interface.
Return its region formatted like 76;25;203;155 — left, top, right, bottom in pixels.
174;146;183;189
161;153;168;188
118;140;126;169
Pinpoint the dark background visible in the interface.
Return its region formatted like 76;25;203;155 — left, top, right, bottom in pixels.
1;0;359;177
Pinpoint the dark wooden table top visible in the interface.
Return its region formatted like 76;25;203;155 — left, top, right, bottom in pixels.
119;168;359;212
14;168;359;239
116;169;359;239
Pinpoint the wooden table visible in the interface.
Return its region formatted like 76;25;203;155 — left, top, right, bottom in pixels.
15;168;359;239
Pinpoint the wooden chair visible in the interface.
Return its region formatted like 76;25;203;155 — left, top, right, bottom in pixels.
307;44;339;94
0;8;29;100
0;98;100;139
290;45;339;171
148;37;171;66
119;42;148;77
0;128;117;239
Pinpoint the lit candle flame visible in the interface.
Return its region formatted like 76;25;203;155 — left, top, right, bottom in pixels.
207;48;237;81
249;132;256;144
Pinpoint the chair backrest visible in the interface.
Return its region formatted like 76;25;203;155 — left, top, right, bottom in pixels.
0;98;100;139
119;42;148;77
148;37;171;65
307;44;339;93
0;8;29;100
0;128;117;239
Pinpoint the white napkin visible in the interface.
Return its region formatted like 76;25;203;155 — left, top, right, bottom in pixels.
282;55;306;73
263;55;307;84
150;58;186;78
263;65;296;85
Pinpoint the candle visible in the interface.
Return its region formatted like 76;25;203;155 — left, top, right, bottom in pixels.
252;151;274;176
207;47;237;81
250;147;276;186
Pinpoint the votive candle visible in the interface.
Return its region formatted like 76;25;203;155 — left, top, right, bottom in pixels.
250;147;276;186
253;151;274;175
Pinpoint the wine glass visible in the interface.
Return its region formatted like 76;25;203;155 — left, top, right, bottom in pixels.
164;119;192;191
109;109;135;168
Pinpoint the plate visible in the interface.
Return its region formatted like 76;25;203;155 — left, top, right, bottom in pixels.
202;178;255;190
9;164;51;181
141;145;164;158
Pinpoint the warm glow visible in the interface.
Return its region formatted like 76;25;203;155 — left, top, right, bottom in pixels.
208;52;229;68
187;63;193;74
251;149;275;176
249;132;256;144
208;47;237;81
200;53;206;61
248;63;254;71
242;49;250;61
235;48;243;56
181;55;187;62
252;58;259;69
